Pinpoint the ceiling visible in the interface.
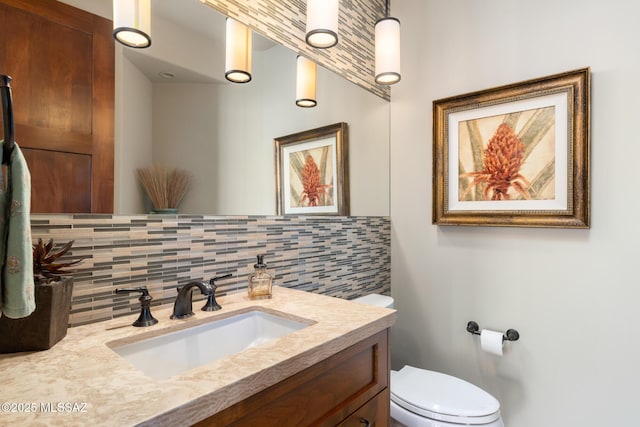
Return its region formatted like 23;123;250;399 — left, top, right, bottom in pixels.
153;0;222;41
151;0;275;50
123;0;276;84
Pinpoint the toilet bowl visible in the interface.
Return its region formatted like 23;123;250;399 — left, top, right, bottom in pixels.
352;294;504;427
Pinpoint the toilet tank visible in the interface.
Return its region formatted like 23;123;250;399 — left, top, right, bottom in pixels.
352;294;394;309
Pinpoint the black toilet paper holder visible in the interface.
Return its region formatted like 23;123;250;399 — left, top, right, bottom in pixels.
466;321;520;342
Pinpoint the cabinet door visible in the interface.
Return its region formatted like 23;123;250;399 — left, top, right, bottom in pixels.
0;0;114;213
195;329;390;427
337;388;390;427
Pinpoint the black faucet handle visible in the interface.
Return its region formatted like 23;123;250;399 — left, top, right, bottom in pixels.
209;273;233;289
116;287;151;297
114;287;159;327
202;274;232;312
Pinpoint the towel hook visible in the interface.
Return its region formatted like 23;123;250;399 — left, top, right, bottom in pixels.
1;74;15;165
466;321;520;342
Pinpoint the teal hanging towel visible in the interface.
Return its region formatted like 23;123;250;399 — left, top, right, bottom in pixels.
0;140;35;319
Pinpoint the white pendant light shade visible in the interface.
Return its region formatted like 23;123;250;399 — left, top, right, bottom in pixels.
296;56;317;108
305;0;339;49
375;17;401;85
113;0;151;48
225;18;252;83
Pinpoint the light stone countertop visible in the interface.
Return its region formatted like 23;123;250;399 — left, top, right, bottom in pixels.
0;286;396;426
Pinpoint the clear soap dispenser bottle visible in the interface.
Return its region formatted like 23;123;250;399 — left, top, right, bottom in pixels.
248;254;272;299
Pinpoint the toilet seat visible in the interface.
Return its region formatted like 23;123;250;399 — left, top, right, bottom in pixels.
391;366;501;425
352;294;394;308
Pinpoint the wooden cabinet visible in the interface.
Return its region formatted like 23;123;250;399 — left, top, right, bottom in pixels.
194;329;390;427
337;388;389;427
0;0;114;213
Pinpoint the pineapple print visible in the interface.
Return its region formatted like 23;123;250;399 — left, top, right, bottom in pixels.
461;123;532;201
299;155;332;207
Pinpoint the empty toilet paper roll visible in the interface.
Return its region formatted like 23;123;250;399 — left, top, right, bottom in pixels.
480;329;504;356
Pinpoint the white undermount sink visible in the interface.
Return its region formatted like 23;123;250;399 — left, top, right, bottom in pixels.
109;309;310;380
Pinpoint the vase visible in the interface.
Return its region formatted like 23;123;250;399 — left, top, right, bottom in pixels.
0;276;74;353
151;208;178;214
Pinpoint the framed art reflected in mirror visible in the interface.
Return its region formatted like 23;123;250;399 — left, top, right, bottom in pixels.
433;68;590;228
275;123;349;216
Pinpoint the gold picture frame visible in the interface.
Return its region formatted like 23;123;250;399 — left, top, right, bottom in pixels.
433;68;590;228
275;122;349;215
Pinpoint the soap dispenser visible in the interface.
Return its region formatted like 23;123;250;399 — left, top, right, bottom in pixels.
248;254;272;299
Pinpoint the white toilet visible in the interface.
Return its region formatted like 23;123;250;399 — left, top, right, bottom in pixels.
352;294;504;427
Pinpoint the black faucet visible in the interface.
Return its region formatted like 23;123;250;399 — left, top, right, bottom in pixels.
115;287;159;327
202;273;233;312
171;281;213;319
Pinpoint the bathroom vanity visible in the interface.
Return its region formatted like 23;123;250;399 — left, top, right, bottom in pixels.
194;329;390;426
0;287;395;426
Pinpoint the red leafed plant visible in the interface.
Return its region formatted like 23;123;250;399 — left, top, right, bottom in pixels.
299;155;332;207
32;238;82;285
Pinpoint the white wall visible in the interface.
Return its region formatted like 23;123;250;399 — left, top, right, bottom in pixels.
391;0;640;426
115;57;153;214
58;0;110;18
152;83;221;213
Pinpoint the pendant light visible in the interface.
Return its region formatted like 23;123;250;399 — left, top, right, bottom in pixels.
113;0;152;48
375;0;401;85
225;18;252;83
296;56;317;108
305;0;339;49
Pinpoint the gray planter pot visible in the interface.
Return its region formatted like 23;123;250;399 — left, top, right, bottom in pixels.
0;276;73;353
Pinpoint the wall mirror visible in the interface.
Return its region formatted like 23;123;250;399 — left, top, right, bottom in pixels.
58;0;390;216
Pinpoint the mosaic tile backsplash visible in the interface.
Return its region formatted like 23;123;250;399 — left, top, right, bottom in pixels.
31;215;390;327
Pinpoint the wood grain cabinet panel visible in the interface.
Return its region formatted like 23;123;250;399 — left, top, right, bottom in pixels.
337;389;390;427
0;0;114;213
194;329;390;427
22;148;91;212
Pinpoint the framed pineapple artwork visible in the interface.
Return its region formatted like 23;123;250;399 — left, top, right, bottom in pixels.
433;68;590;228
275;123;349;216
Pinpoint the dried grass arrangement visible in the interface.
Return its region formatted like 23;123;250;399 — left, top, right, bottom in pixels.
136;164;192;211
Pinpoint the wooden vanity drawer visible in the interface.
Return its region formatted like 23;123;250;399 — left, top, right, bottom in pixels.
194;329;390;427
337;388;390;427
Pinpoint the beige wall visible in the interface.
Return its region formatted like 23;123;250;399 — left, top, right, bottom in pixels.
391;0;640;426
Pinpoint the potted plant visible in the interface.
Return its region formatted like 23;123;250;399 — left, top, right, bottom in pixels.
136;164;192;214
0;238;81;353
